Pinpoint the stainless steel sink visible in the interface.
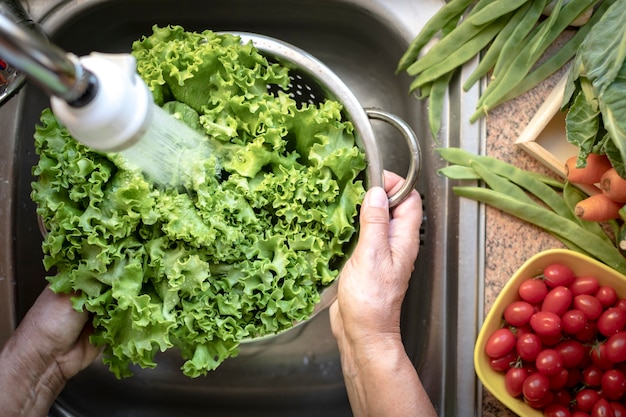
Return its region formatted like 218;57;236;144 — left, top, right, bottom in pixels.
0;0;485;415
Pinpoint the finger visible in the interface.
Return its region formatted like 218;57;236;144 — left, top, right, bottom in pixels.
383;170;405;195
76;320;102;369
356;186;391;258
30;288;89;348
389;189;422;264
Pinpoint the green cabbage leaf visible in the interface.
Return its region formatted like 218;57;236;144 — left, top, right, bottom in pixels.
563;0;626;176
30;26;366;378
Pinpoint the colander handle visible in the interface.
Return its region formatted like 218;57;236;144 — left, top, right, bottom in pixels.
365;108;421;208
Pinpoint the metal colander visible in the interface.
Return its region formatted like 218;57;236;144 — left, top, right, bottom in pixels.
230;32;422;341
235;32;421;207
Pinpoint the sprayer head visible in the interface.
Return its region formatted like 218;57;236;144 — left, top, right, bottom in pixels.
50;52;213;188
51;53;152;152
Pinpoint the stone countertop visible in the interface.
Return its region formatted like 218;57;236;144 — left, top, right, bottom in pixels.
479;44;572;416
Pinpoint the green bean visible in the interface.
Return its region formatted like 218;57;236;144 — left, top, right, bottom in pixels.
406;17;491;76
437;165;481;180
528;0;565;57
554;236;594;254
532;175;566;189
463;1;534;91
410;17;511;89
473;0;563;116
465;0;508;18
497;0;615;104
468;0;531;26
426;70;454;140
490;0;550;81
437;147;564;187
438;147;575;218
469;160;538;205
563;181;616;241
476;158;573;219
437;160;564;187
397;0;475;73
410;10;463;138
471;0;598;122
453;186;626;275
407;0;532;77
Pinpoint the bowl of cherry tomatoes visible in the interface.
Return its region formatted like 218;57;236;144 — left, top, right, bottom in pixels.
475;249;626;417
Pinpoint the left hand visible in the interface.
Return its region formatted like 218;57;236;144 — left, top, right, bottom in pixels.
19;287;101;379
0;286;101;416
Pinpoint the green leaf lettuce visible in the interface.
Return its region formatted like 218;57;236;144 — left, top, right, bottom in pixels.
31;26;366;378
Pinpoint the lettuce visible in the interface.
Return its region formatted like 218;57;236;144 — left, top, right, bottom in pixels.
30;26;366;378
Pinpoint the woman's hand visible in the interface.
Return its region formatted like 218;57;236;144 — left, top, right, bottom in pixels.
331;171;421;348
330;171;437;417
0;286;101;417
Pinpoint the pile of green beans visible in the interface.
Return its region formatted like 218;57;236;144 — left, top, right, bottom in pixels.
397;0;612;139
438;147;626;275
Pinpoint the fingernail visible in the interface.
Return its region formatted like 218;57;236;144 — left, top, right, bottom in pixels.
367;187;388;208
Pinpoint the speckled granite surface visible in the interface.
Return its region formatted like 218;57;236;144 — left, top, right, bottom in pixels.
480;39;573;416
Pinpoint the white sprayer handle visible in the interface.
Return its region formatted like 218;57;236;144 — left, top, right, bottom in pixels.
50;53;152;152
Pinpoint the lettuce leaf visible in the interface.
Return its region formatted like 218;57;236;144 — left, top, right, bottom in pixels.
31;26;366;378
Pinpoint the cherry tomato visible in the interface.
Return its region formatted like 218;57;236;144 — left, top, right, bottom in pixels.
536;348;564;376
610;402;626;417
494;263;626;412
590;342;615;370
485;328;516;358
504;367;529;397
553;388;572;406
576;321;599;343
519;278;549;304
555;339;586;369
574;294;604;320
544;403;572;417
530;311;562;337
596;286;618;308
591;398;614;417
540;333;564;347
523;372;551;401
562;309;588;335
570;276;600;297
543;286;574;316
504;300;535;327
516;332;542;362
513;324;534;338
575;388;602;412
526;390;554;409
489;351;517;372
615;299;626;312
598;307;626;337
566;367;583;388
582;364;604;387
606;332;626;363
549;368;570;390
601;369;626;401
543;263;576;288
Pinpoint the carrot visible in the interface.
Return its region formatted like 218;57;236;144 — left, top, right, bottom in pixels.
600;168;626;203
574;193;623;222
565;154;612;185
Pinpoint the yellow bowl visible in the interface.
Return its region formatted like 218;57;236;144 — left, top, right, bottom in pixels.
474;248;626;416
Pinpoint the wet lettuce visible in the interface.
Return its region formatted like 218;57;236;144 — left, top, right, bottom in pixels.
31;26;366;378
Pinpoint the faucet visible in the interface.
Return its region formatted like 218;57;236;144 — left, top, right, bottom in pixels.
0;0;35;104
0;0;91;106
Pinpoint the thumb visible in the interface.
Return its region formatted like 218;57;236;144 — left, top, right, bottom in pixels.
356;186;390;254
